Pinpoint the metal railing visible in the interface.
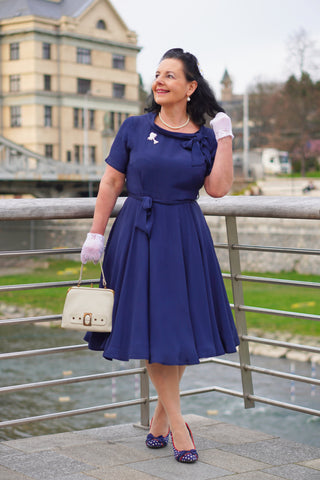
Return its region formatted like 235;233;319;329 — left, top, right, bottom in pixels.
0;195;320;433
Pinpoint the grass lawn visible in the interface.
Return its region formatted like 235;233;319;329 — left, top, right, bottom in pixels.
0;259;319;337
224;271;320;337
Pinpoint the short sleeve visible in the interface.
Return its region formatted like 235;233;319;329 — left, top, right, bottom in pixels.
105;117;133;174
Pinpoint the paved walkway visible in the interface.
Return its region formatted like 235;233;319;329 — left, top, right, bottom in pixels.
1;414;320;480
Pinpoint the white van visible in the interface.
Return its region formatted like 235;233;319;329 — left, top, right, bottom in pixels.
261;148;292;174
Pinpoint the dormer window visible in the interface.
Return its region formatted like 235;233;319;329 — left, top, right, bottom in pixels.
96;19;106;30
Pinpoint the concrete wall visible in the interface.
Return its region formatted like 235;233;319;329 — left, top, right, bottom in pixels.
206;215;319;275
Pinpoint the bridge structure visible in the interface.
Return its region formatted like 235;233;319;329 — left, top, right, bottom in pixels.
0;135;106;197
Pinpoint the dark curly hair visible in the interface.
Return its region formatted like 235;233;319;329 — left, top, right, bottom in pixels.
145;48;224;126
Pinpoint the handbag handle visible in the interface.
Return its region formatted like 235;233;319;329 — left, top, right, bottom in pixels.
78;260;107;288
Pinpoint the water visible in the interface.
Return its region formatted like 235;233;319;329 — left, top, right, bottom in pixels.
1;324;319;446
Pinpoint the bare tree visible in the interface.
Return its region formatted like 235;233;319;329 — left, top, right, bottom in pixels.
286;27;319;78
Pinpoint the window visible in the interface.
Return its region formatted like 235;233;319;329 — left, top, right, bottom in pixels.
96;19;106;30
66;150;72;163
10;75;20;92
44;106;52;127
110;111;115;131
44;75;51;91
112;54;125;70
74;108;80;128
90;146;96;165
10;106;21;127
113;83;125;99
77;78;91;94
10;43;19;60
89;110;95;129
45;144;53;158
117;112;122;130
77;47;91;64
74;145;80;164
43;43;51;59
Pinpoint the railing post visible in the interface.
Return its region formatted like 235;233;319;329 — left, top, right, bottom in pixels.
225;215;255;409
139;360;150;427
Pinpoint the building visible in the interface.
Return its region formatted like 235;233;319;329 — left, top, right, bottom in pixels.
0;0;141;166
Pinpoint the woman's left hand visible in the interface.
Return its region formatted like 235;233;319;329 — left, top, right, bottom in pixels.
210;112;234;140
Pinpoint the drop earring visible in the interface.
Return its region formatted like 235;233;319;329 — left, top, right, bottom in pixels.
187;96;191;102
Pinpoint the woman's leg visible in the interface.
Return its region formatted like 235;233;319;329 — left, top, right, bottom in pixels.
146;362;194;451
147;365;186;437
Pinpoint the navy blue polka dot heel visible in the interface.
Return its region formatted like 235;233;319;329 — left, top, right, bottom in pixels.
170;423;198;463
145;418;170;449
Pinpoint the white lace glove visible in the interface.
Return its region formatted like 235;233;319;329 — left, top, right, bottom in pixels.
210;112;234;140
80;233;105;264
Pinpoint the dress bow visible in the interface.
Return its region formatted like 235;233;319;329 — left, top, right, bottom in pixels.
182;135;212;172
135;196;153;238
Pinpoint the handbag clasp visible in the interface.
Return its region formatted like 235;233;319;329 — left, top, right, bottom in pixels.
83;313;92;326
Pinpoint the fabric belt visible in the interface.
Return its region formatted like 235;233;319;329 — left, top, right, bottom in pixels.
128;192;196;238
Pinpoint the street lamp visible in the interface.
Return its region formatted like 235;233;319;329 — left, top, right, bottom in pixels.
243;88;249;178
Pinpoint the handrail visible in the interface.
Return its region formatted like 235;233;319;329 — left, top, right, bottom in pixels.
1;195;320;435
0;195;319;220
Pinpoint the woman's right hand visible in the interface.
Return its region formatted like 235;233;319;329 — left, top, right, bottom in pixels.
80;233;105;264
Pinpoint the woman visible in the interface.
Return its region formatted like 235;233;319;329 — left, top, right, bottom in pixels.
81;48;239;463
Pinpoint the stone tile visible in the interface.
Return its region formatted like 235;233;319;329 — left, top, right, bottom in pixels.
5;431;99;453
51;474;97;480
88;464;161;480
300;458;320;470
217;472;281;480
184;413;224;428
0;450;92;480
0;443;22;455
220;438;320;466
264;464;320;479
127;457;232;480
0;465;28;480
200;448;269;472
74;423;145;443
58;440;151;467
197;422;275;445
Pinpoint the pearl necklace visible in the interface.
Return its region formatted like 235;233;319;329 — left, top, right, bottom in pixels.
159;112;190;129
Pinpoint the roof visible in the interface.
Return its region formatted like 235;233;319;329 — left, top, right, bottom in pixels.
220;68;232;85
0;0;96;21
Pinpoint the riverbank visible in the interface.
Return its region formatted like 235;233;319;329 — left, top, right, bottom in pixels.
1;302;319;364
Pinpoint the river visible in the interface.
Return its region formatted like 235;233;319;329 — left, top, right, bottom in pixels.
1;324;319;446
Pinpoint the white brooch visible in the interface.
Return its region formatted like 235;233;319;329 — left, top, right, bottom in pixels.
147;132;159;144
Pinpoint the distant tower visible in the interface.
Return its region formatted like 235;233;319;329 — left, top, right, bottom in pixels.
220;69;233;102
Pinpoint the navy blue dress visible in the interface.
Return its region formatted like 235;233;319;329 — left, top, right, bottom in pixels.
84;112;239;365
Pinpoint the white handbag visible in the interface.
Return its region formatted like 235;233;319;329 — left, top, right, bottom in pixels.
61;262;114;332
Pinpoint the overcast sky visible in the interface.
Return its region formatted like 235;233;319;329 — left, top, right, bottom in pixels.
112;0;320;98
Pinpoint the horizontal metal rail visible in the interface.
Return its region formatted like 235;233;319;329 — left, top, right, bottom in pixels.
0;397;147;428
152;385;320;417
223;273;320;289
247;394;320;417
0;315;62;327
207;243;319;255
0;367;146;394
235;274;320;289
1;196;319;220
0;344;86;360
200;357;320;388
238;305;320;321
0;248;80;257
232;244;320;255
245;364;320;387
242;335;320;354
0;278;99;293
